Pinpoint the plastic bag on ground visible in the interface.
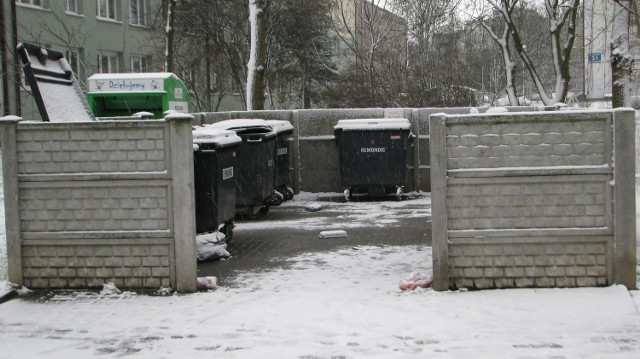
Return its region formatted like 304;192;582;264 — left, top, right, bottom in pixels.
197;276;218;290
399;272;433;291
196;232;230;261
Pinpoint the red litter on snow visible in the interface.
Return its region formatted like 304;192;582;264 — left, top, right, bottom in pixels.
399;272;433;291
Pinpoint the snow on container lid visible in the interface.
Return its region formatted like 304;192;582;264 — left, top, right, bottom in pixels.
208;119;277;138
207;119;270;130
333;118;411;131
192;126;242;148
265;120;294;134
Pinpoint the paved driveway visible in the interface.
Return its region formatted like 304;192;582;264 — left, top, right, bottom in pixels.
197;192;432;286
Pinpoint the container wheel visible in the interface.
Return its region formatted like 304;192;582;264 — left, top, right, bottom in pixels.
284;186;295;201
259;206;270;214
270;190;284;206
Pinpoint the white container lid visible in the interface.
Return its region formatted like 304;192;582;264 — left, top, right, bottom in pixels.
334;118;411;131
208;119;271;130
192;126;242;147
265;120;294;133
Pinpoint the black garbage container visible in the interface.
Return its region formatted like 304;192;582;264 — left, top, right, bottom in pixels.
266;120;295;202
192;127;242;235
209;119;278;218
333;118;412;201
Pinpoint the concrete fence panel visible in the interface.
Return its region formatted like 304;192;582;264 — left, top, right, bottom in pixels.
193;108;498;194
430;109;636;291
0;115;197;292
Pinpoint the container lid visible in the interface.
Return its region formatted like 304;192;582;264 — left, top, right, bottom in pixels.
265;120;294;134
334;118;411;131
208;119;269;130
208;119;277;139
192;126;242;148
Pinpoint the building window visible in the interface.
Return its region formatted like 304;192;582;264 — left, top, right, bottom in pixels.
18;0;43;7
130;55;147;72
98;52;119;73
97;0;117;20
130;0;146;26
65;0;77;13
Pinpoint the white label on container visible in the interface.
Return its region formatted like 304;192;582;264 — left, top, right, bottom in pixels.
277;147;288;156
361;147;386;153
268;159;274;167
89;78;163;92
222;166;234;180
175;87;183;99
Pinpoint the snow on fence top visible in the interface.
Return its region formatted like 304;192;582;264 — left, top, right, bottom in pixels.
333;118;411;131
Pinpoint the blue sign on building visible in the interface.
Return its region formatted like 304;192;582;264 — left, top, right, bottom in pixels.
588;53;602;63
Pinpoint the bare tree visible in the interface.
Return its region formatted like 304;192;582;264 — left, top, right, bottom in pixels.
485;0;580;105
164;0;176;72
150;0;251;112
330;0;408;106
611;1;632;108
613;0;640;35
611;0;637;107
247;0;270;110
480;2;520;105
394;0;465;106
267;0;336;108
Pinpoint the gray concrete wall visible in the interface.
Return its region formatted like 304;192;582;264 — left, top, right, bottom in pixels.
0;115;197;292
430;109;637;291
192;107;529;194
193;106;550;192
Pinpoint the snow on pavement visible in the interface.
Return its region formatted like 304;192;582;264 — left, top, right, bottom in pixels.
235;191;431;231
0;245;639;358
1;149;640;358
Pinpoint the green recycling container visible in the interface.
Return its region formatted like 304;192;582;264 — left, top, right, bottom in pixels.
87;72;189;119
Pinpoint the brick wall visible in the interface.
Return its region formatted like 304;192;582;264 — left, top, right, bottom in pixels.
430;109;636;291
0;115;197;292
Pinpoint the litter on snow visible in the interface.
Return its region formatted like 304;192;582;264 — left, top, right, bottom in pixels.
305;203;324;212
318;230;348;239
399;272;433;290
196;232;230;262
196;276;218;291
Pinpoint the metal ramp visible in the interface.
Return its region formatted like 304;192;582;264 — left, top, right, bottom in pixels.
17;42;95;122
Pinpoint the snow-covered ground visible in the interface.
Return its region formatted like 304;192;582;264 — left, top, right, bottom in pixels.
0;244;639;358
1;143;640;358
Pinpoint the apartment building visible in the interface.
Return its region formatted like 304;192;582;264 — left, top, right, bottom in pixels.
1;0;162;120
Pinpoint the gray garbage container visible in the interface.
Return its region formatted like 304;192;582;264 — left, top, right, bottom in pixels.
209;119;278;218
333;118;412;201
192;127;242;236
266;120;295;202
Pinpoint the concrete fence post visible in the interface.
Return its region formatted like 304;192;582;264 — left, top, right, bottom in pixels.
0;116;23;285
429;114;449;291
166;113;197;292
292;110;302;194
411;109;421;192
613;109;637;289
